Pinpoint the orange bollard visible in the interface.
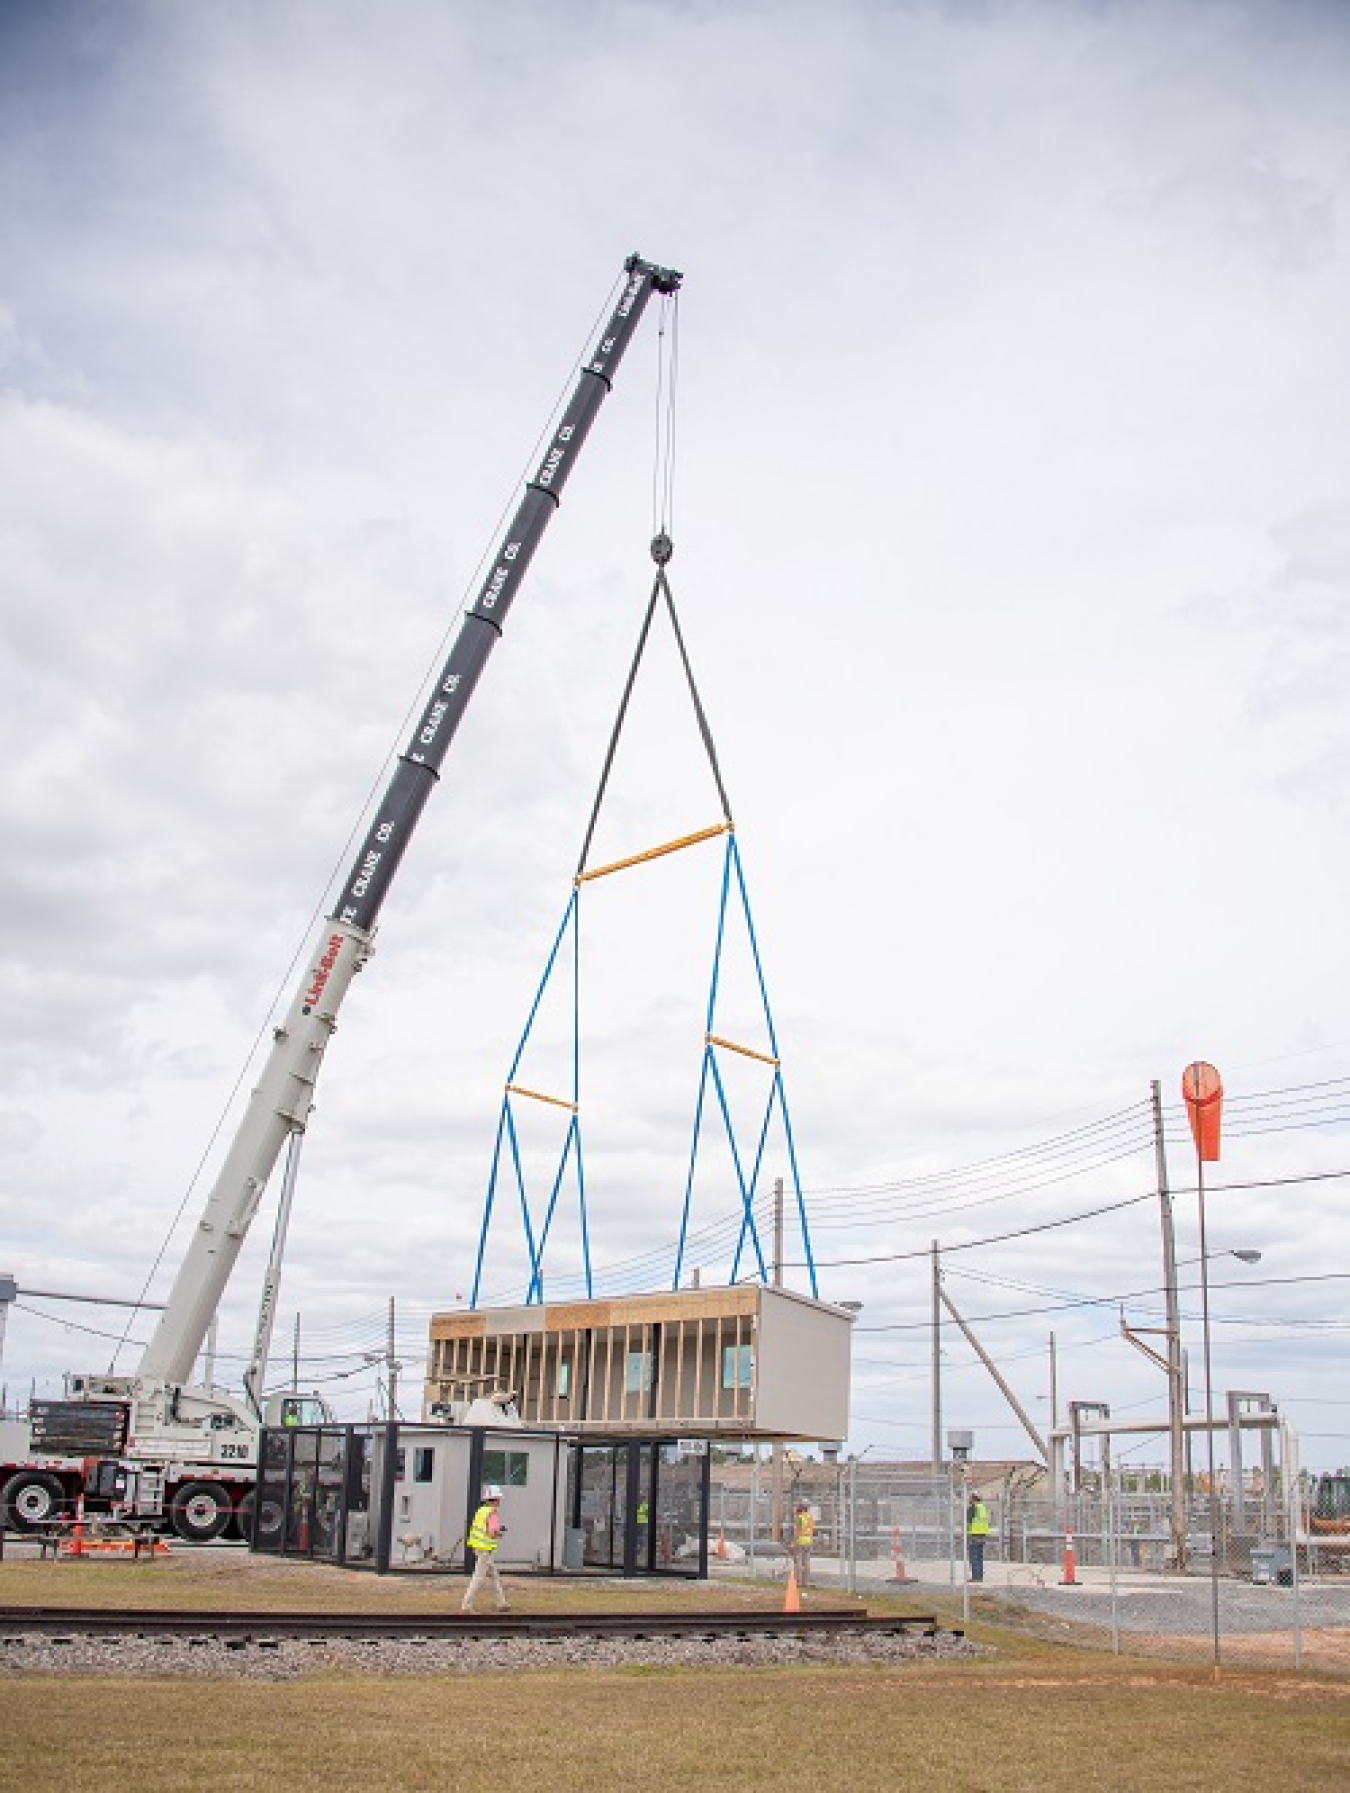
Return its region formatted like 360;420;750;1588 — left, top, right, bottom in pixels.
715;1528;728;1560
784;1565;801;1612
1061;1529;1078;1586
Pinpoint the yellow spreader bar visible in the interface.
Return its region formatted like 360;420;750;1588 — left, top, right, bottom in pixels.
706;1034;780;1068
505;1083;578;1114
575;821;732;885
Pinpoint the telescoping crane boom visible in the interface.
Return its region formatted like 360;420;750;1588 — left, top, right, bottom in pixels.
140;252;681;1386
0;253;681;1541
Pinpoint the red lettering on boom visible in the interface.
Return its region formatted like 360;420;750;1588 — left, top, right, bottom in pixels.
302;933;345;1011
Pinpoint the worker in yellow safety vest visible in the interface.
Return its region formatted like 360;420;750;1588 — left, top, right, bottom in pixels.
461;1487;510;1612
790;1501;816;1589
966;1494;990;1583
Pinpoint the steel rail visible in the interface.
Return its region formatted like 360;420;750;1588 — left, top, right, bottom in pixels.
0;1604;949;1643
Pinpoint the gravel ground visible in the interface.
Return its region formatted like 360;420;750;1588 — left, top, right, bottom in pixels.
980;1579;1350;1638
0;1626;979;1680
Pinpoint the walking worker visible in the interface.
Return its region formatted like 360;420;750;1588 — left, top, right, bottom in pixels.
966;1491;990;1583
790;1500;816;1589
461;1486;510;1612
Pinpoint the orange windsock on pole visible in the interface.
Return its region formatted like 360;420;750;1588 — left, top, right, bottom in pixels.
1181;1061;1223;1162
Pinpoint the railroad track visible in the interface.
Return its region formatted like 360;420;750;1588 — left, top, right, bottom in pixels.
0;1604;951;1644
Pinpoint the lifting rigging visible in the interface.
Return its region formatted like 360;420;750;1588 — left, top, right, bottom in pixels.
469;318;818;1305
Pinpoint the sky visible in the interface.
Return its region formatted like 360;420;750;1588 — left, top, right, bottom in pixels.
2;0;1349;1473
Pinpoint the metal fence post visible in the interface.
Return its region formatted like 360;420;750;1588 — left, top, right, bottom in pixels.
1106;1473;1120;1655
846;1458;857;1595
749;1452;759;1575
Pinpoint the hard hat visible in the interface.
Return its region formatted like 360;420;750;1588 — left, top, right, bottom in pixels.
484;1485;504;1500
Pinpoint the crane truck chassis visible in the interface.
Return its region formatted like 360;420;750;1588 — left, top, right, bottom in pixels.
1;253;682;1543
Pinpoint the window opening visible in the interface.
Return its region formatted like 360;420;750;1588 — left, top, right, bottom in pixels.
722;1342;753;1390
482;1449;530;1488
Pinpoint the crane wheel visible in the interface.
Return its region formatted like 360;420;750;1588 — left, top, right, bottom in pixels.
254;1495;285;1547
0;1470;67;1532
169;1482;233;1542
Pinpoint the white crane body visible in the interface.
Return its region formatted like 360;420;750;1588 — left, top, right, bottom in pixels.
0;255;681;1541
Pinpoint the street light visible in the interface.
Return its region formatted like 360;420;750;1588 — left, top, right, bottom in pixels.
1179;1248;1262;1270
1180;1059;1226;1683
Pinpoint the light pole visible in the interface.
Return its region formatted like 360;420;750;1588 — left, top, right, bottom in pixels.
1181;1059;1225;1685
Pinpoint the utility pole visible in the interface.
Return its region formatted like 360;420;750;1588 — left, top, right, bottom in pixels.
1049;1331;1060;1514
386;1297;400;1421
1118;1082;1187;1569
1049;1331;1059;1430
772;1177;784;1293
291;1312;301;1396
1154;1078;1187;1574
931;1241;942;1474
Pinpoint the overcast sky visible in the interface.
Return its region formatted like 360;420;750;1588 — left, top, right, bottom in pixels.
2;0;1348;1472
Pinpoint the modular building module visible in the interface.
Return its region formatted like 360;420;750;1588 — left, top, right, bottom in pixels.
424;1285;853;1442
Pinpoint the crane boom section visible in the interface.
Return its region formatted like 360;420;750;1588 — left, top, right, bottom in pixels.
138;255;681;1386
337;255;680;935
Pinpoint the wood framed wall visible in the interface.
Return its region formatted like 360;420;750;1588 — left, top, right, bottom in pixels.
424;1286;841;1439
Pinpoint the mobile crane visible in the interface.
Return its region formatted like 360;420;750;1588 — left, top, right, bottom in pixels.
0;253;682;1541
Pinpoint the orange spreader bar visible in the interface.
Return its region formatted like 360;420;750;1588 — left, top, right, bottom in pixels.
575;821;732;885
505;1083;578;1114
706;1033;779;1068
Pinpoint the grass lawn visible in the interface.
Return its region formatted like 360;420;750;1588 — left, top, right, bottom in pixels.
1;1553;1347;1790
1;1657;1347;1792
0;1550;834;1612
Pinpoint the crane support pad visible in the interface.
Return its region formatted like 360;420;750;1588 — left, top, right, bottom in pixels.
505;1083;578;1114
576;822;732;885
705;1034;779;1067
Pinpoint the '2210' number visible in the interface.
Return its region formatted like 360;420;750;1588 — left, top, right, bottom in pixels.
218;1443;250;1460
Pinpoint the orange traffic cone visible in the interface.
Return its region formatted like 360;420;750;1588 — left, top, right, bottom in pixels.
715;1528;728;1560
1061;1529;1078;1586
66;1493;87;1559
890;1525;916;1586
784;1565;801;1612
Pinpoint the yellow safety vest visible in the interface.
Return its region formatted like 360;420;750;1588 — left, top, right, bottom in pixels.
794;1511;815;1547
468;1503;499;1554
968;1500;990;1536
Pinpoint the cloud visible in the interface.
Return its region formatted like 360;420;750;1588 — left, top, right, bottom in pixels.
1;0;1347;1464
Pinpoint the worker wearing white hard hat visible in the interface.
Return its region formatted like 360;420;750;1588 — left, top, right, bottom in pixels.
461;1487;510;1612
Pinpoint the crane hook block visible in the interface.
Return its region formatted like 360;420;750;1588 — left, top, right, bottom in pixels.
651;532;674;565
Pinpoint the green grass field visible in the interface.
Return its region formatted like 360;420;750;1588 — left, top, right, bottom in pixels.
1;1552;1347;1791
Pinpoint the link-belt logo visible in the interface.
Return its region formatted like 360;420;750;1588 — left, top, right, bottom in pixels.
302;933;344;1014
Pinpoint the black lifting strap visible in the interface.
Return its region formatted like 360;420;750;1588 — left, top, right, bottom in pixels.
573;538;734;882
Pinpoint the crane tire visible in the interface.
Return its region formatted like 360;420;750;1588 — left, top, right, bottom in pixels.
254;1495;285;1547
169;1481;232;1542
0;1470;67;1532
232;1490;256;1542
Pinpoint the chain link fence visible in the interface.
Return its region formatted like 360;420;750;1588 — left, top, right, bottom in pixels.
707;1461;1350;1673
